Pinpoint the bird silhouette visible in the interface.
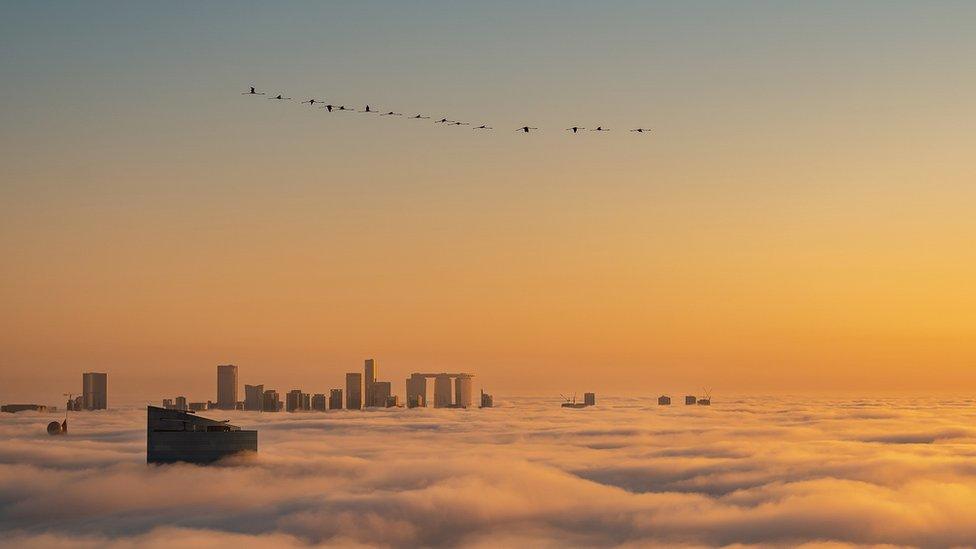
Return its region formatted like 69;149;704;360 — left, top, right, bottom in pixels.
242;86;265;95
319;104;335;112
301;99;324;106
268;94;292;100
630;128;652;133
380;111;403;116
335;105;353;112
590;126;610;132
566;126;585;133
435;118;452;124
451;121;470;126
474;125;493;130
358;105;376;113
516;126;539;133
411;114;431;119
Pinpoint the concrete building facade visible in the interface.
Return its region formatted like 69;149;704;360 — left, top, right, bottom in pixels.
216;365;238;410
346;373;362;410
244;384;264;411
82;372;107;410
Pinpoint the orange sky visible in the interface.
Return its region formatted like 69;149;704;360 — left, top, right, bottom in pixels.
2;2;976;403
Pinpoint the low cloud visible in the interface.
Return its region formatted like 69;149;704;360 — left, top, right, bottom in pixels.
2;397;976;547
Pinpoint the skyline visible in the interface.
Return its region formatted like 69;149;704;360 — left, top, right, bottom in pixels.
3;2;976;402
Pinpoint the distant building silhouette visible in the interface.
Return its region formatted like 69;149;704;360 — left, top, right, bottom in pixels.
454;375;473;408
480;389;493;408
345;373;362;410
262;390;281;412
406;374;427;408
175;396;188;411
1;404;48;413
244;384;264;411
658;395;671;405
584;393;596;406
372;381;392;408
216;365;238;410
82;372;107;410
162;398;175;410
385;395;400;407
434;374;453;407
364;359;377;408
329;388;343;410
311;393;327;411
685;395;696;405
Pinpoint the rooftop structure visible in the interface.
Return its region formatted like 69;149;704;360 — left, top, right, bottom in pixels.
147;406;257;464
658;395;671;405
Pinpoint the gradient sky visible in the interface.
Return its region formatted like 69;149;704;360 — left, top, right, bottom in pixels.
2;1;976;403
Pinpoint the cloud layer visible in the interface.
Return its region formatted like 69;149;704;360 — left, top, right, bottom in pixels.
3;396;976;547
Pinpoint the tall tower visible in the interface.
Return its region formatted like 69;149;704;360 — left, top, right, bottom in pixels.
364;359;376;408
433;374;453;408
244;384;264;411
346;373;363;410
455;374;473;409
406;373;427;408
82;372;107;410
216;364;238;410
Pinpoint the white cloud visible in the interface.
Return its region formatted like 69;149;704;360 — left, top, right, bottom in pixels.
2;397;976;547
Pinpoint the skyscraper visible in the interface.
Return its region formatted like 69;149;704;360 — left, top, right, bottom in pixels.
329;388;343;410
434;374;453;408
262;389;281;412
311;393;327;411
346;373;362;410
455;374;473;409
82;372;107;410
175;395;188;411
406;374;427;408
364;359;376;408
372;381;391;408
216;364;238;410
286;389;303;412
244;384;264;411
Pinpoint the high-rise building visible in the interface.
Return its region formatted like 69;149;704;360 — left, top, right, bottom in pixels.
262;390;281;412
455;375;473;409
584;393;595;406
685;395;696;405
311;393;327;411
364;359;377;408
216;364;238;410
372;381;391;408
480;389;493;408
385;395;400;407
244;384;264;411
658;395;671;405
162;398;175;410
175;396;188;411
345;373;362;410
434;374;453;408
406;374;427;408
286;390;304;412
82;372;107;410
329;388;343;410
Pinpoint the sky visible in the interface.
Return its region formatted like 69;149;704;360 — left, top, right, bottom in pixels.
5;397;976;546
2;2;976;404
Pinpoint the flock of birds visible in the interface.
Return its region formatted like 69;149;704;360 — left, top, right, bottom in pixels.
242;86;653;134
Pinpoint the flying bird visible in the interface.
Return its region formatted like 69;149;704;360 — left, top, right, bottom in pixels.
474;125;493;130
566;126;585;133
320;104;335;112
335;105;353;112
380;111;403;116
411;114;431;119
451;121;469;126
358;105;376;113
435;118;452;124
516;126;539;133
590;126;610;132
268;94;292;100
241;86;265;95
301;99;324;106
630;128;652;133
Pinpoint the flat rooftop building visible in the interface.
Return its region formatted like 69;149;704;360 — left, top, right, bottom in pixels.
146;406;257;464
